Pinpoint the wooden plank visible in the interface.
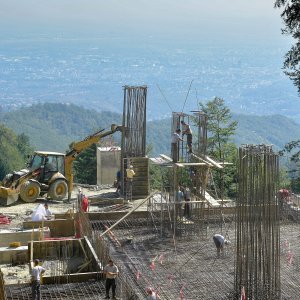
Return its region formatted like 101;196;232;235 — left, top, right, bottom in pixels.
23;219;75;237
159;154;173;162
83;236;103;271
190;153;213;166
42;272;102;284
176;162;207;166
205;156;223;169
88;210;149;221
218;162;233;166
78;239;88;260
205;191;220;207
175;163;184;167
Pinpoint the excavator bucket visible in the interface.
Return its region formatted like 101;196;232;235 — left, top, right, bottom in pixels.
0;187;19;206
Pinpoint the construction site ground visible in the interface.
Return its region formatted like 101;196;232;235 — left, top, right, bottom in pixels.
1;188;300;299
0;186;128;228
96;217;300;300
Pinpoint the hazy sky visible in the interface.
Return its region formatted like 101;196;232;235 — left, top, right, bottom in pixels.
0;0;286;42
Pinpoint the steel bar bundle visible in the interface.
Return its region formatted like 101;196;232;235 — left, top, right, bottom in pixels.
235;144;280;299
121;85;147;158
194;111;208;156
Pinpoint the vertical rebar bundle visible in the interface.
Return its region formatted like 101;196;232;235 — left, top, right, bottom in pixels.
194;112;207;156
121;85;147;158
0;269;6;300
235;144;280;300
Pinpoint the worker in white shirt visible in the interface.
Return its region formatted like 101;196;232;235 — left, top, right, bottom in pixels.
44;203;52;220
31;259;46;300
104;260;119;299
31;204;52;221
213;234;230;257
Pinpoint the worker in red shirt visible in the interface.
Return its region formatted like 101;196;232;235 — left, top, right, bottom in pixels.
81;195;89;212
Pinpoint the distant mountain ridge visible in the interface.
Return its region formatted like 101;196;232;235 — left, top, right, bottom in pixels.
232;113;300;149
0;103;299;156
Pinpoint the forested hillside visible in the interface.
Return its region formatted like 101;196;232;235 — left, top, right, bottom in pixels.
0;103;121;152
0;124;33;179
1;103;300;157
232;114;300;149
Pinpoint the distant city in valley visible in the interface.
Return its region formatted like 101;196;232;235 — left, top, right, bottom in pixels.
1;36;299;121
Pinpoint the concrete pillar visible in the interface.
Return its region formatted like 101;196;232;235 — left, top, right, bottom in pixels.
97;147;121;185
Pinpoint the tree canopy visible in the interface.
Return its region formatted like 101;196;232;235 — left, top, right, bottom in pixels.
72;144;98;185
275;0;300;92
198;97;238;161
197;97;238;198
0;124;33;180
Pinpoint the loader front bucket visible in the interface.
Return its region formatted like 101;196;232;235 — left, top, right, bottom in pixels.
0;187;19;206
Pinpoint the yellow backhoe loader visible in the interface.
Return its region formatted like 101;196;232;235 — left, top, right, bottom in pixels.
0;124;122;206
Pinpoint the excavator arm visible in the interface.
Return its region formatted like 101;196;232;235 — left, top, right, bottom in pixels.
64;124;123;201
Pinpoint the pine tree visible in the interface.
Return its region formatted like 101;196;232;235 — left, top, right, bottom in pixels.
198;97;238;161
198;97;238;198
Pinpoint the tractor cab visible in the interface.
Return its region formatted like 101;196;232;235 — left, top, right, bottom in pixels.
29;151;65;183
19;151;69;202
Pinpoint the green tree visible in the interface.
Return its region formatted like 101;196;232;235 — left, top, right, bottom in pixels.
279;165;291;189
198;97;238;198
278;140;300;191
0;125;33;180
275;1;300;191
16;133;33;161
291;177;300;193
275;0;300;92
72;144;97;185
198;97;238;161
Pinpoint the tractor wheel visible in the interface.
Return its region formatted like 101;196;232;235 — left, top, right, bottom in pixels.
48;180;68;201
20;181;41;203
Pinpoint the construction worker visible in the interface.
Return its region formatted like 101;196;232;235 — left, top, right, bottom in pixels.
45;157;56;172
31;259;45;300
81;195;89;212
176;186;184;218
183;186;191;218
44;203;52;219
171;129;183;162
126;165;135;181
181;120;193;153
104;259;119;299
125;165;135;200
213;234;230;257
146;287;157;300
32;204;48;221
115;170;121;193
